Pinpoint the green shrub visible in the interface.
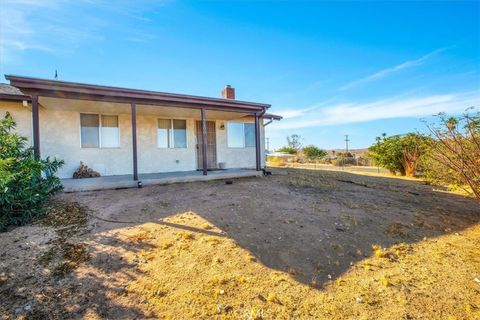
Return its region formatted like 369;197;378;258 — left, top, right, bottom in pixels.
368;133;428;176
277;146;297;154
302;145;327;159
0;113;64;231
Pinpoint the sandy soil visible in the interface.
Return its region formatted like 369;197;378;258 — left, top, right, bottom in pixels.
1;168;479;319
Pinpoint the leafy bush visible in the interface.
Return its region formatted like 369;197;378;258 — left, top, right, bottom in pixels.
302;145;327;159
368;133;428;176
276;146;297;154
0;113;64;230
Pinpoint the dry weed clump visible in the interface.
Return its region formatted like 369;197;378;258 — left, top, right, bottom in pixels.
52;243;91;276
372;243;414;261
39;200;90;237
127;231;153;243
181;231;195;240
384;222;411;238
35;201;92;276
201;223;213;230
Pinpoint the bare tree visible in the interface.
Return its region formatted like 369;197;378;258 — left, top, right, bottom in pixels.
424;109;480;200
286;134;302;150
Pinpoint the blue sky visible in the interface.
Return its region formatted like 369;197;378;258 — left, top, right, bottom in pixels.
1;0;479;151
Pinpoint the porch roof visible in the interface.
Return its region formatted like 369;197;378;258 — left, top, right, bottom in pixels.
5;75;270;113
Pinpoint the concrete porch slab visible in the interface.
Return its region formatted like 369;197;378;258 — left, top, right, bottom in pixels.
62;169;262;192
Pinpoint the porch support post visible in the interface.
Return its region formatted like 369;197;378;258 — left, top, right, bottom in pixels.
131;102;138;181
255;112;262;171
32;95;40;159
201;108;208;175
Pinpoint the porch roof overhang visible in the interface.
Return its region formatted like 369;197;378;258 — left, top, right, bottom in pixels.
264;113;283;121
5;75;270;114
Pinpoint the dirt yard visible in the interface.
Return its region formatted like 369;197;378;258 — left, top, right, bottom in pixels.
1;168;479;319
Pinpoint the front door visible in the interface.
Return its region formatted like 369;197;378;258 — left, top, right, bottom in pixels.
195;120;217;170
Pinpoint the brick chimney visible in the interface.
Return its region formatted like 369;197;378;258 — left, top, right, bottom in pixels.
221;85;235;99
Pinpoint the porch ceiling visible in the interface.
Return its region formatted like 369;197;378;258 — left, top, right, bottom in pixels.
39;96;253;120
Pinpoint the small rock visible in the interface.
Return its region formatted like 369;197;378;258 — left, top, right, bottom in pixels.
356;297;364;304
24;304;31;311
219;289;225;295
114;286;126;294
257;294;267;302
216;304;233;314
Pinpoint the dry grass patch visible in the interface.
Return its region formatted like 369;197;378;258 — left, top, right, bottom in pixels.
107;212;480;320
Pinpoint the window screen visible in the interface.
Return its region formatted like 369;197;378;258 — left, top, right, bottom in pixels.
172;119;187;148
244;123;256;147
157;119;171;148
80;114;99;148
227;122;244;148
100;115;119;148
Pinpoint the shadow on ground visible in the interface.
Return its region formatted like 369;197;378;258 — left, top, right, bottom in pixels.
75;168;479;284
1;168;479;318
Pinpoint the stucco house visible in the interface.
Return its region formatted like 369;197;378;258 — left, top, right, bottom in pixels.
0;76;281;191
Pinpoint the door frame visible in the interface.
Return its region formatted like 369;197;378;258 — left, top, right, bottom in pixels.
195;120;217;170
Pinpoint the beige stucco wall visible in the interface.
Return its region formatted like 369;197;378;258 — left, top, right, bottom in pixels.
216;119;265;169
0;103;266;178
0;101;33;143
137;116;197;173
40;110;133;178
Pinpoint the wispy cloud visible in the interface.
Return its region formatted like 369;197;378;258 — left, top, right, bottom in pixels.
339;48;447;91
274;90;479;129
0;0;161;64
0;0;101;63
125;30;158;43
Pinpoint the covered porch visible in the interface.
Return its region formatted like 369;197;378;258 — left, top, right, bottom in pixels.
62;168;262;192
6;75;280;182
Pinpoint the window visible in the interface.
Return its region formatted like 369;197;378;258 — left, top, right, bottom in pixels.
100;115;120;148
173;119;187;148
157;119;187;148
227;122;244;148
80;113;120;148
227;122;257;148
80;114;99;148
244;123;255;147
157;119;171;148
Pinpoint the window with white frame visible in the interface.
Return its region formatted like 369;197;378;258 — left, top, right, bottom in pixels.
157;119;187;148
227;122;256;148
80;113;120;148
